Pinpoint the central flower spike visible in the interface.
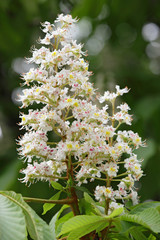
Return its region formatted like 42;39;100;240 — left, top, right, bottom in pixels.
18;14;144;215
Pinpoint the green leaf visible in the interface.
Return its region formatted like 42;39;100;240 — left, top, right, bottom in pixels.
0;194;27;240
56;211;73;237
121;208;160;233
59;215;108;237
148;234;157;240
108;233;130;240
79;198;93;215
84;192;103;215
51;181;63;190
84;192;95;204
55;205;71;237
129;227;148;240
114;220;137;234
42;191;61;215
130;201;160;215
106;207;124;219
67;221;108;240
49;212;59;240
0;191;54;240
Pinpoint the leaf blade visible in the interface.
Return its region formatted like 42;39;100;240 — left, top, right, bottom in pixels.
0;194;26;240
120;208;160;233
60;215;107;236
42;191;61;215
0;191;54;240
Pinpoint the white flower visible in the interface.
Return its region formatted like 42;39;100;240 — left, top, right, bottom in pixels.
55;14;78;25
103;162;119;177
94;186;114;201
130;190;139;205
117;103;130;112
99;91;117;103
115;85;129;96
41;21;54;33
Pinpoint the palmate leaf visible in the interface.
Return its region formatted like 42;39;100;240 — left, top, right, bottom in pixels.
120;208;160;233
0;191;54;240
0;194;27;240
59;215;109;239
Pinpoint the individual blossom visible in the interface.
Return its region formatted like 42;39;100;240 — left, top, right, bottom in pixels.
102;162;119;177
94;186;114;202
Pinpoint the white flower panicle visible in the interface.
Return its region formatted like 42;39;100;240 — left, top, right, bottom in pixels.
18;14;145;212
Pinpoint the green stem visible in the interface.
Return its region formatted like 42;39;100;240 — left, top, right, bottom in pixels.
29;175;67;180
47;142;58;145
65;115;74;120
86;176;107;181
111;179;122;181
23;197;74;204
114;172;128;178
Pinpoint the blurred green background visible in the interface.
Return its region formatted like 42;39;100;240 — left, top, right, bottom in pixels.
0;0;160;220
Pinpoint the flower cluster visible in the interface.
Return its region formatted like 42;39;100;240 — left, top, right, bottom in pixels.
18;14;145;213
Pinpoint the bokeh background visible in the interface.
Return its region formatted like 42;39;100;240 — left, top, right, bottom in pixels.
0;0;160;220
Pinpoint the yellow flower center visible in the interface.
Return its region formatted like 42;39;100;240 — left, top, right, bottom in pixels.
110;167;115;172
26;145;30;150
73;102;79;107
87;88;92;93
67;98;72;103
52;51;57;56
118;145;122;150
106;188;111;194
135;166;139;170
41;114;45;119
69;74;74;79
67;144;73;149
106;130;111;136
22;116;26;122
